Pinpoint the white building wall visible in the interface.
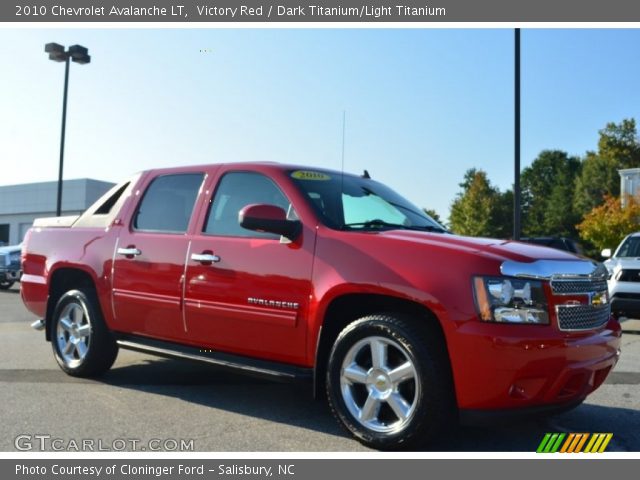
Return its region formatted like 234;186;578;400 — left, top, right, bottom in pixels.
0;179;114;245
619;168;640;208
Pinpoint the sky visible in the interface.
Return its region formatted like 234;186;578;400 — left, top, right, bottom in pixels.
0;28;639;221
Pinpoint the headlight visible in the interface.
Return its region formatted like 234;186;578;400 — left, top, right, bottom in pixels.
0;254;8;267
473;276;549;324
9;252;20;264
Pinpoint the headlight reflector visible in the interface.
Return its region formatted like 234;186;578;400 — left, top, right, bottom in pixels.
473;276;549;324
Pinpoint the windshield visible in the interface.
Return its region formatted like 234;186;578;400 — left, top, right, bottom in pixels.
615;236;640;257
289;169;446;232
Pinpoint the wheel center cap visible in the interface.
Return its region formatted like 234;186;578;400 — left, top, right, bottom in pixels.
367;369;392;395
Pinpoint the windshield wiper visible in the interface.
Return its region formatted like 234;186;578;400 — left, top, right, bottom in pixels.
341;220;446;233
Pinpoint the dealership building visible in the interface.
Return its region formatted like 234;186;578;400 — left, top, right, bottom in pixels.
0;179;115;245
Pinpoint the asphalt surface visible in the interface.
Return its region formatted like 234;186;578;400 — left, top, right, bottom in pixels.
1;283;639;452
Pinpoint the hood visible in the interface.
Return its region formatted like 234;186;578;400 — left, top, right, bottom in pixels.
604;256;640;271
379;231;581;263
0;245;21;255
374;231;607;279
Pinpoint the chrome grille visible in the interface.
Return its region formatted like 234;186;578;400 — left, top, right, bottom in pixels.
551;277;610;331
556;305;611;331
550;279;608;295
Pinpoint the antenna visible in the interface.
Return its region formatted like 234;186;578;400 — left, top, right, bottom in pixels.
341;111;346;172
340;111;346;195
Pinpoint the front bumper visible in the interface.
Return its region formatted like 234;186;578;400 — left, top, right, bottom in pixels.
449;318;621;410
610;294;640;318
609;280;640;318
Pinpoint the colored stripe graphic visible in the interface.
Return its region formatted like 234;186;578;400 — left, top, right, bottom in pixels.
574;433;589;453
537;433;613;453
585;433;613;453
584;433;598;452
597;433;613;453
564;433;588;453
537;433;552;453
537;433;565;453
560;433;575;453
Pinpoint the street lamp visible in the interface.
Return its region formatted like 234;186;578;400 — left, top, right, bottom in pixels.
44;42;91;217
513;29;521;240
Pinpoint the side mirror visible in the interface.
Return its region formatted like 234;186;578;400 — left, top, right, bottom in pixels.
239;204;301;240
601;248;612;258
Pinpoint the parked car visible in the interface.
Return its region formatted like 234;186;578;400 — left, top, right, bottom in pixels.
20;163;621;450
602;232;640;318
0;244;22;290
520;237;583;255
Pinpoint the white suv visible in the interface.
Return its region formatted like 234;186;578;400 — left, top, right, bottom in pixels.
603;232;640;319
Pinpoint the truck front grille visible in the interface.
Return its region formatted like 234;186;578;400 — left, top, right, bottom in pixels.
556;304;611;331
551;277;610;331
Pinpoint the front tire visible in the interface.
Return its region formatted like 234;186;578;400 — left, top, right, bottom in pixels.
0;280;14;290
326;314;454;450
51;288;118;377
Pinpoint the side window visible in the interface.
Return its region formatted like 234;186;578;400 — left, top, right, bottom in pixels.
95;182;130;215
204;172;293;238
134;173;204;233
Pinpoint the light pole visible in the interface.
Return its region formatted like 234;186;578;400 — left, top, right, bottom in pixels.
513;29;521;240
44;43;91;217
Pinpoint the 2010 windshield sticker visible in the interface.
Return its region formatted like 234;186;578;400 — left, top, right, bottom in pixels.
291;170;331;181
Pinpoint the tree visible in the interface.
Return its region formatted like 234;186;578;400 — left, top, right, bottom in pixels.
597;118;640;168
494;189;513;239
573;152;621;216
449;169;505;237
574;119;640;216
577;195;640;251
423;208;445;227
520;150;581;237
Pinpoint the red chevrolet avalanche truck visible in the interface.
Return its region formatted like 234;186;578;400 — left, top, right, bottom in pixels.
21;163;620;449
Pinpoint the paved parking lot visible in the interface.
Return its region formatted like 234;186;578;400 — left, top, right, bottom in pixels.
1;283;638;452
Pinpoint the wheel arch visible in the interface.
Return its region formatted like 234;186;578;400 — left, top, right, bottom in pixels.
45;267;98;342
313;293;453;399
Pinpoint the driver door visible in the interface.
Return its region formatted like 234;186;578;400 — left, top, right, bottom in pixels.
183;170;315;365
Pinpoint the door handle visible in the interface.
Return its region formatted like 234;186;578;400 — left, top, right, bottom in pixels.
191;252;220;264
117;247;142;257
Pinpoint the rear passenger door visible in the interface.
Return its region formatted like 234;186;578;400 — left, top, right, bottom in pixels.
184;170;315;365
111;172;205;342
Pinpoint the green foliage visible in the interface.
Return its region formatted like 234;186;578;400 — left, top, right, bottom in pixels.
573;152;621;215
598;118;640;168
577;195;640;251
449;169;507;238
494;189;513;239
422;208;445;227
574;119;640;216
446;118;640;243
521;150;581;237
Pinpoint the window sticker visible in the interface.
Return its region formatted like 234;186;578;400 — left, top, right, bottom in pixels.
291;170;331;181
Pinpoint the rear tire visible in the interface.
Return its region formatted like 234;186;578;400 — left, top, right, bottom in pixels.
51;288;118;377
326;314;454;450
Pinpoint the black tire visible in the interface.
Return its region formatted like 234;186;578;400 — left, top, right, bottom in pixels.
326;314;454;450
0;280;14;290
51;288;118;377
